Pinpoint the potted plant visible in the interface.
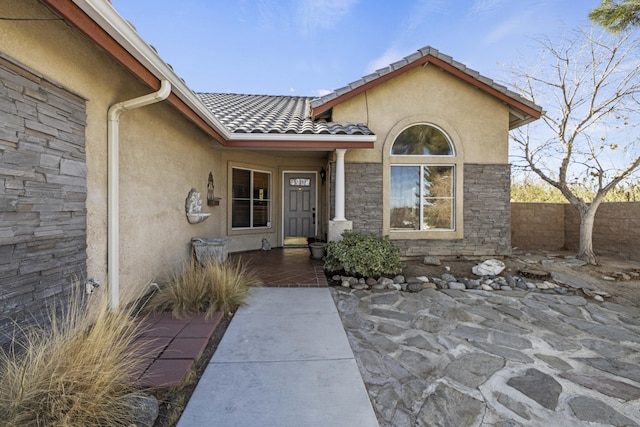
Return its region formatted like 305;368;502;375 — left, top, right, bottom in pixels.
307;236;326;259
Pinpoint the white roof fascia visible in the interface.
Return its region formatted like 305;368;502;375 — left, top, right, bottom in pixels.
72;0;233;139
225;133;377;142
71;0;376;145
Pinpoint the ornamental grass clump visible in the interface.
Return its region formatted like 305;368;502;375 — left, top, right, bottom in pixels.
0;286;145;427
324;231;403;278
147;258;262;318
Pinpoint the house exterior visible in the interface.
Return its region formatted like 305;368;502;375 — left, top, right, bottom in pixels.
0;0;541;340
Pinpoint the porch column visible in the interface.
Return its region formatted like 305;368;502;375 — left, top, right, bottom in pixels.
329;148;352;241
333;148;347;221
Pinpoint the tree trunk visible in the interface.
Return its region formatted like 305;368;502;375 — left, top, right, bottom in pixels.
577;204;599;265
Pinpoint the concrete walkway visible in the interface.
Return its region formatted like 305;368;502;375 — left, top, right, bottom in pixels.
177;287;378;427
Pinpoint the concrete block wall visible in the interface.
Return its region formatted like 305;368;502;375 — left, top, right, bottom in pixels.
0;55;87;345
511;202;640;261
565;202;640;261
510;203;565;250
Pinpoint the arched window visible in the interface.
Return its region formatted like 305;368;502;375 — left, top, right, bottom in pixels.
390;124;456;231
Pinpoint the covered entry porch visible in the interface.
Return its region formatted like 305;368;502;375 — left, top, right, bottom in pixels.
231;248;328;287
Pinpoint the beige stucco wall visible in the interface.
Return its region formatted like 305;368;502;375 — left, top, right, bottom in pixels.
332;65;510;164
2;1;331;297
0;0;224;301
219;150;328;252
331;64;511;240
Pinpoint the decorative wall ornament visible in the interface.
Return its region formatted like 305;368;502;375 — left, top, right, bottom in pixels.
185;188;211;224
207;172;220;206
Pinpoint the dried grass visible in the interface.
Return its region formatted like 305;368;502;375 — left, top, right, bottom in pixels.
0;286;145;427
146;258;262;318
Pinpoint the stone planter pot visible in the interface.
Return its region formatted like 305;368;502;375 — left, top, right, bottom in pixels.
309;242;326;260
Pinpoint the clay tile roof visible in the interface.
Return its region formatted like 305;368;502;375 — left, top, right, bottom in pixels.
198;93;373;136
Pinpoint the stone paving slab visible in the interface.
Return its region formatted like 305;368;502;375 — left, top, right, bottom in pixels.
331;287;640;426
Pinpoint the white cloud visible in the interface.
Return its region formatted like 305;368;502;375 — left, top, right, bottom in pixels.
296;0;359;34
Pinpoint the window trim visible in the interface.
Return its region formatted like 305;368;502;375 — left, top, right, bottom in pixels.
383;119;464;240
390;164;456;232
230;166;272;231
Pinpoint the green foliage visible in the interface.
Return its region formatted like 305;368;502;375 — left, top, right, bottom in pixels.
324;231;403;278
590;0;640;33
511;179;640;202
147;259;262;318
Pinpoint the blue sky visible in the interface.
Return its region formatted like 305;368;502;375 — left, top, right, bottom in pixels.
111;0;601;97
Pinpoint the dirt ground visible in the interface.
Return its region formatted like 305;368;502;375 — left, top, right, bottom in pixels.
402;249;640;307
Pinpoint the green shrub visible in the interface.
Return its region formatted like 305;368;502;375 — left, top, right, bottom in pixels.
0;285;144;426
146;258;262;318
324;231;403;278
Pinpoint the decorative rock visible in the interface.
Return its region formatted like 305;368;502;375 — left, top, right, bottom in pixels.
422;256;441;266
602;275;616;281
393;275;405;284
536;281;556;290
352;283;368;290
366;277;377;286
480;284;494;291
448;282;466;291
341;280;351;288
441;273;456;282
472;259;505;276
594;295;604;302
407;283;424;293
500;286;513;291
416;276;430;283
379;277;394;287
388;283;402;291
348;277;359;286
125;393;159;427
372;283;387;290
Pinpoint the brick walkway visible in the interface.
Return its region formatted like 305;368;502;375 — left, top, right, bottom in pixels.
134;312;223;389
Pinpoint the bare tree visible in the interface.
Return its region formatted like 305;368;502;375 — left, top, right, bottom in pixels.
510;27;640;264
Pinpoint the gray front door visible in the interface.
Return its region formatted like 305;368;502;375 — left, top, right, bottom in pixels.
284;172;316;241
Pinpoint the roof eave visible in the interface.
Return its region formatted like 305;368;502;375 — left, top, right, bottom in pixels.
311;53;543;124
224;133;376;149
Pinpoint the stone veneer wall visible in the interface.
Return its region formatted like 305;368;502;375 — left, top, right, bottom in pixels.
0;55;87;346
344;162;384;235
332;162;511;256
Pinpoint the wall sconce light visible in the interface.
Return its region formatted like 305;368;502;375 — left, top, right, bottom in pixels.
207;172;221;206
320;167;326;184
